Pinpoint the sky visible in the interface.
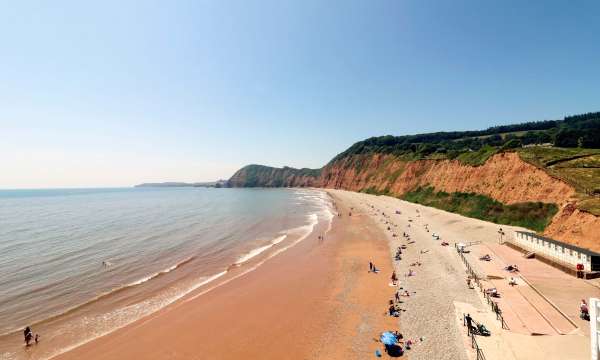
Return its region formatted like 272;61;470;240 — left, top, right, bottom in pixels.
1;0;599;188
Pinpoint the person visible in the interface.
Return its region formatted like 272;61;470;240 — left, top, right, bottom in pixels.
391;271;398;282
581;299;590;320
408;269;415;276
35;334;39;344
395;291;400;303
465;313;473;335
23;327;32;346
509;277;517;286
369;261;373;272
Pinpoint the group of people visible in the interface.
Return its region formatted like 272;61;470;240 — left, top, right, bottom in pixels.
366;203;428;357
464;313;491;337
369;261;380;273
394;247;402;261
23;326;39;346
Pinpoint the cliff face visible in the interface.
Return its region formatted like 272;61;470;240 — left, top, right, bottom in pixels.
320;152;575;205
227;165;318;188
229;152;600;252
319;152;599;251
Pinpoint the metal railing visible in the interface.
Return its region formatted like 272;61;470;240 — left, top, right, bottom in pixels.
463;314;487;360
472;333;486;360
457;244;509;330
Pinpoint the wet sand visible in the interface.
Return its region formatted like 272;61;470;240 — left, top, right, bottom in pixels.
53;192;396;360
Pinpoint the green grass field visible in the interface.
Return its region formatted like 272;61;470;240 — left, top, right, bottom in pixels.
517;147;600;215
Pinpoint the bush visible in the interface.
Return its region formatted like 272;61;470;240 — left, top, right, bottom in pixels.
402;186;558;231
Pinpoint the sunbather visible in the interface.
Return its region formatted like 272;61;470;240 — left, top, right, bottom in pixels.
504;264;519;272
485;288;500;297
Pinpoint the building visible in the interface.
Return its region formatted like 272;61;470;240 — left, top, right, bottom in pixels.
591;298;600;360
508;231;600;278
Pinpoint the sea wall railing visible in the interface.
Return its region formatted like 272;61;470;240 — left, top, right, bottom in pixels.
456;243;509;330
462;314;487;360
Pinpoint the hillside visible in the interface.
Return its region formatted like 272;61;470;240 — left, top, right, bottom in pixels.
227;112;600;251
227;165;320;188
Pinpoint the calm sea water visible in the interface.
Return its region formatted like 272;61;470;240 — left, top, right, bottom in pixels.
0;187;333;360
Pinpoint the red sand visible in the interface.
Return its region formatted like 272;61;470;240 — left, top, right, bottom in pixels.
54;192;397;359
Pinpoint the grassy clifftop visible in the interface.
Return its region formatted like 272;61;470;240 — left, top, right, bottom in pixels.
517;147;600;214
331;111;600;166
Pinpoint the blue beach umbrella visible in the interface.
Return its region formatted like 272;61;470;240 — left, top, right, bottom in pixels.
380;331;397;346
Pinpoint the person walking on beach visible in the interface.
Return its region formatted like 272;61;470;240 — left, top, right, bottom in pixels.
465;314;473;335
369;261;373;272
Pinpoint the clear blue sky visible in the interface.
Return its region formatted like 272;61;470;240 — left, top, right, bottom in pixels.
2;0;599;188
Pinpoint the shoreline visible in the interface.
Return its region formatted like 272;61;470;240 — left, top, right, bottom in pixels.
50;191;396;359
8;188;596;359
0;188;331;360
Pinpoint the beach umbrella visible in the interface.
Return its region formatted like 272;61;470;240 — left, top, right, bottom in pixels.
380;331;397;346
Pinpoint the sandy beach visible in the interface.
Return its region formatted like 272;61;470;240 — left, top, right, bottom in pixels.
330;189;596;360
26;188;594;360
52;192;397;360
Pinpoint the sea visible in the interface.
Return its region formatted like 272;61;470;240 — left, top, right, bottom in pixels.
0;187;334;360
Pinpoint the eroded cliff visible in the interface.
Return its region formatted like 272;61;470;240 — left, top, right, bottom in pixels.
228;152;599;252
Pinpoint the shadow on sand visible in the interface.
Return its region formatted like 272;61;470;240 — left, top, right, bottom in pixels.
385;344;404;357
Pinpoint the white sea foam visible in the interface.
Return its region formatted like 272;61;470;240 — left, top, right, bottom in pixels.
126;256;193;287
13;190;327;360
37;270;229;360
234;234;288;265
235;244;274;265
271;234;287;245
